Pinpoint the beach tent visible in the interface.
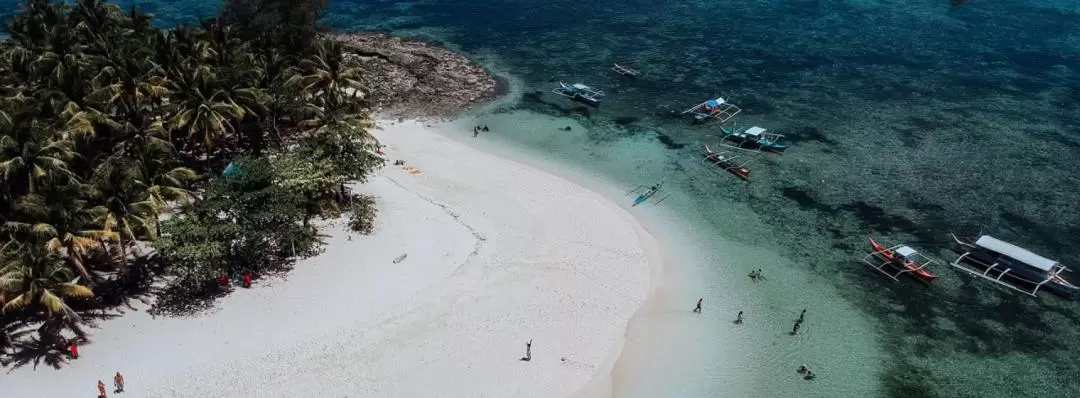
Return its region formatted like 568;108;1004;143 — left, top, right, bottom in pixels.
223;162;241;177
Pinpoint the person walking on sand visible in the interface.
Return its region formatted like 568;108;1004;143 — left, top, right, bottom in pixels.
520;339;533;361
798;309;806;323
114;371;125;393
791;320;802;335
735;311;744;324
97;380;107;397
693;298;703;313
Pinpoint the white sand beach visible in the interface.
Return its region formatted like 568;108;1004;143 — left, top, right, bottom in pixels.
5;120;658;397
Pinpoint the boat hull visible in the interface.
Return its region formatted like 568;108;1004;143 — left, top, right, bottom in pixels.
722;135;787;153
572;95;601;108
868;238;936;282
704;154;750;181
962;249;1078;299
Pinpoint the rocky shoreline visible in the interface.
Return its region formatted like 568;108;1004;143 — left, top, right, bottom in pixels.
335;33;499;119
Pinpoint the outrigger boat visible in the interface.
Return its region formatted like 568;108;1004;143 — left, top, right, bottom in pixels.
702;145;751;181
553;82;604;108
719;125;788;153
625;182;672;207
950;234;1078;299
611;63;640;77
682;97;740;124
862;237;937;283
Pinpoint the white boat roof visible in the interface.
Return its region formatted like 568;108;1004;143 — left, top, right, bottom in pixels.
974;235;1058;271
572;83;590;90
895;246;917;257
744;127;767;136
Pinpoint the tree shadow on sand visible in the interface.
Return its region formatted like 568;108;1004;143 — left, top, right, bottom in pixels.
0;256;156;371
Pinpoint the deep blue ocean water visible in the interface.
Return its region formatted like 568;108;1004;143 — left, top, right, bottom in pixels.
5;0;1079;397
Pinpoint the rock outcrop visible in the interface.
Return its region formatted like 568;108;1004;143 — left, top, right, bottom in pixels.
336;33;499;119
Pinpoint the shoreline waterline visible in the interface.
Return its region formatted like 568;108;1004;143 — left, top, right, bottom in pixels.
438;108;889;397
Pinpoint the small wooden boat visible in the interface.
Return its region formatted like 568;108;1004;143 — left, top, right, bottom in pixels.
702;145;751;181
719;126;788;154
950;234;1078;299
552;82;604;108
625;182;671;207
611;63;640;77
863;237;937;283
681;97;741;123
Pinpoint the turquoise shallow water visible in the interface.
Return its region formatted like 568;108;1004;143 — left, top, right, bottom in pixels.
6;0;1079;396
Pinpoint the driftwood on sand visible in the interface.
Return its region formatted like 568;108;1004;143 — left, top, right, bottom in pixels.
336;33;499;119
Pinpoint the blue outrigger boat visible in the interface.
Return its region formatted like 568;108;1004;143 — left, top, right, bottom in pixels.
682;97;741;124
625;182;672;207
553;83;604;108
719;126;788;154
950;234;1078;299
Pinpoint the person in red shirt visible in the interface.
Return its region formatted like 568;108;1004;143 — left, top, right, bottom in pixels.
69;342;79;359
219;273;229;287
242;271;252;288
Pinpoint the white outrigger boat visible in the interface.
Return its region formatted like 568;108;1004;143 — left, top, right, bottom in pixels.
950;234;1078;299
625;182;671;207
552;82;605;108
682;97;741;124
611;63;640;77
718;125;789;153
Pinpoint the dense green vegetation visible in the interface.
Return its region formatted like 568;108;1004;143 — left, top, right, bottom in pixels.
0;0;384;365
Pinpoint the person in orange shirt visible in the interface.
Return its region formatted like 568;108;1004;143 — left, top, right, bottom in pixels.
97;380;107;397
113;371;125;393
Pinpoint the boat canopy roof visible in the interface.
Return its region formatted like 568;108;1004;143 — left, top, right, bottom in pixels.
744;127;767;137
895;246;917;257
572;83;590;90
974;235;1058;271
705;98;725;107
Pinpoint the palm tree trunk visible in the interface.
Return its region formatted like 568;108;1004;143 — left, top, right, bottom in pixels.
118;235;129;271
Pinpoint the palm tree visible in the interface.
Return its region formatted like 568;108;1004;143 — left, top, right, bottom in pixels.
91;156;153;270
2;182;109;283
166;64;247;150
0;242;93;324
286;39;366;111
129;129;197;237
0;112;77;195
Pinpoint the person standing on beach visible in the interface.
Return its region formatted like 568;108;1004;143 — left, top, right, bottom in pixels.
97;380;107;397
242;271;252;288
114;371;125;393
69;342;79;359
791;320;802;335
520;339;533;361
473;126;480;137
693;298;703;313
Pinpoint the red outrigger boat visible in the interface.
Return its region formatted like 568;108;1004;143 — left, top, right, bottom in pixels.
863;237;937;283
702;145;751;181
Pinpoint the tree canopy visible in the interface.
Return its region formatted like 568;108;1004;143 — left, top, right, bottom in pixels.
0;0;385;362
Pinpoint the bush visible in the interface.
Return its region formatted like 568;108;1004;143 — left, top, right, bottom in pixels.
347;195;378;235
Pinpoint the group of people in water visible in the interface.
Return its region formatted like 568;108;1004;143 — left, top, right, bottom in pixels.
472;125;489;137
693;270;817;381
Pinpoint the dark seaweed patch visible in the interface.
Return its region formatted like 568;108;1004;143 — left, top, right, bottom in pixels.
653;131;685;149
